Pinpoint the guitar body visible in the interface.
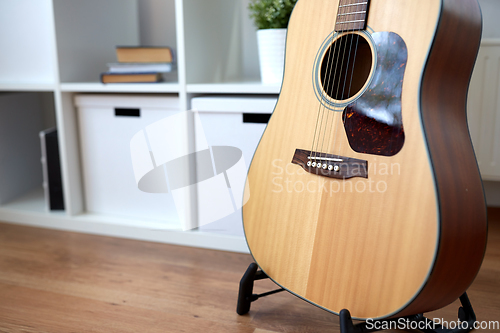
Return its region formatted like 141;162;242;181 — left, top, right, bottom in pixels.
243;0;487;320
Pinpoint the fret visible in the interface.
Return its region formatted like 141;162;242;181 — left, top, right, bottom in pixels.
335;0;370;32
338;11;366;16
336;20;366;24
338;1;368;8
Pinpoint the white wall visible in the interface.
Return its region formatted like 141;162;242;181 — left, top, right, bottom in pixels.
479;0;500;39
478;0;500;207
138;0;176;47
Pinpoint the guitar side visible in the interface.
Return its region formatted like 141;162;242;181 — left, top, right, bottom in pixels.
242;0;487;320
397;0;487;317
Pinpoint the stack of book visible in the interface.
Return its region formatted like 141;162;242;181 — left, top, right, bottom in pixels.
101;46;174;83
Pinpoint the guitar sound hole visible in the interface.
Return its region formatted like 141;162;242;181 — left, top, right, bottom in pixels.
320;33;372;101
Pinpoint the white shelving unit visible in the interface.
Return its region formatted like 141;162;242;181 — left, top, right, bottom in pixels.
187;82;281;94
0;0;277;254
60;82;181;93
0;0;57;86
1;0;495;253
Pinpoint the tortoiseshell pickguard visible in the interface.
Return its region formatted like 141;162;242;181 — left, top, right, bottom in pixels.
343;31;408;156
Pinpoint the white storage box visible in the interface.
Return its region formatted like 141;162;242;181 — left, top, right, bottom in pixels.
0;93;45;204
191;96;277;236
75;94;186;226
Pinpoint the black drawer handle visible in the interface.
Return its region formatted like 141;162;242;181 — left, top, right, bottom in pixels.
115;108;140;117
243;113;271;124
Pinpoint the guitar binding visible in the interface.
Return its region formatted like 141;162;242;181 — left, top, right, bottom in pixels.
236;262;477;333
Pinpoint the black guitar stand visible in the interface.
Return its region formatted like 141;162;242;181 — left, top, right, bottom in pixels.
237;263;477;333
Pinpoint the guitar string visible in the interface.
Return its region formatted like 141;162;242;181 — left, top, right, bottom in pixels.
320;31;350;164
313;0;366;168
339;33;361;155
317;0;357;166
316;0;349;164
311;0;344;164
313;39;340;162
310;0;343;163
337;1;363;157
316;17;348;166
330;0;362;161
329;10;358;160
317;0;350;161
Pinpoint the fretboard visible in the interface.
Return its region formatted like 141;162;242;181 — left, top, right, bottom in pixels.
335;0;370;32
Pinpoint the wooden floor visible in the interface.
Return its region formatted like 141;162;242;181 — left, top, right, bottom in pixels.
0;209;498;332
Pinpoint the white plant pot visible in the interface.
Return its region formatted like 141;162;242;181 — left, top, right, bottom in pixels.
257;28;287;84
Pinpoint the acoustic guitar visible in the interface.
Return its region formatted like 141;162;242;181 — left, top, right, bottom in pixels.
242;0;488;320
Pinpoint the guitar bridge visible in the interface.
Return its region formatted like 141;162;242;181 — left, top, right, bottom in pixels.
291;149;368;179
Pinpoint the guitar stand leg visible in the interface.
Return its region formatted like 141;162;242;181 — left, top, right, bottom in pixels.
236;263;285;315
339;292;476;333
236;264;478;333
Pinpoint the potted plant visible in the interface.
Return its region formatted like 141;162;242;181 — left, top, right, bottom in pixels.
248;0;297;84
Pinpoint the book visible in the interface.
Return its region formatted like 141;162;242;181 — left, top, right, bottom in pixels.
106;62;173;74
116;46;173;63
40;128;64;210
100;72;163;84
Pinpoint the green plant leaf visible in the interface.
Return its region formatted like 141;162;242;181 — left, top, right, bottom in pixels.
248;0;298;30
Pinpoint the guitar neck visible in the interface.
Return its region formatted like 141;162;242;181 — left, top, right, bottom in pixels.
335;0;370;32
